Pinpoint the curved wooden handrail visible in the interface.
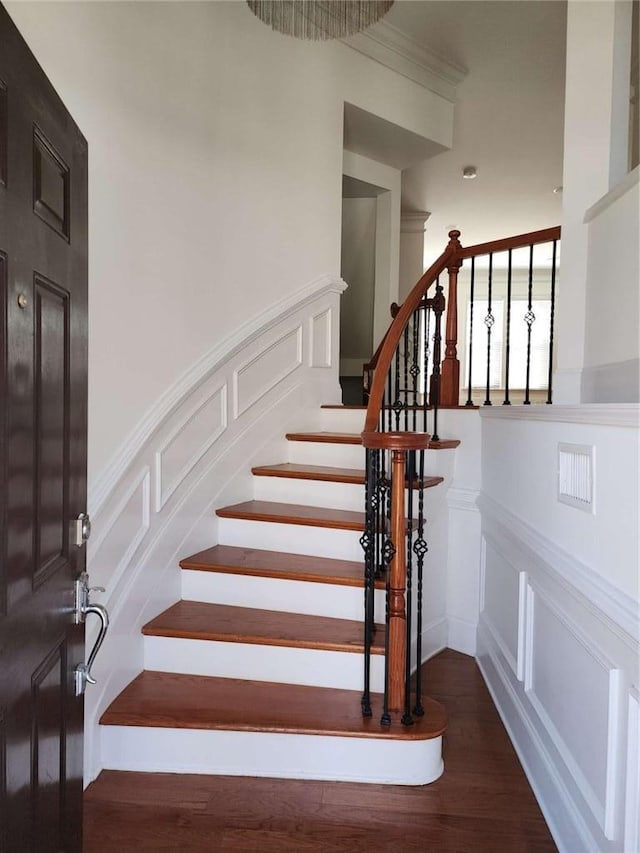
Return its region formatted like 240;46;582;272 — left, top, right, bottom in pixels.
457;226;561;260
362;231;461;434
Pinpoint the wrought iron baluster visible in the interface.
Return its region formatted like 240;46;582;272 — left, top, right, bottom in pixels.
431;281;444;442
360;448;376;717
412;447;427;717
403;326;409;431
484;253;494;406
386;369;392;433
403;448;415;726
524;244;535;405
393;344;401;430
422;303;431;433
411;309;419;431
465;257;476;406
547;240;557;404
503;249;513;405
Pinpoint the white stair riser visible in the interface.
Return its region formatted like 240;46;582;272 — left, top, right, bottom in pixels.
254;476;364;511
143;636;385;692
217;517;364;561
320;408;367;433
182;569;386;621
100;726;444;785
287;440;365;469
286;440;456;480
253;475;446;516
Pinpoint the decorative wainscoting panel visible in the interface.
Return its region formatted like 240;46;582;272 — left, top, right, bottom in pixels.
155;384;227;512
83;274;346;785
477;494;639;853
233;325;303;419
310;307;332;368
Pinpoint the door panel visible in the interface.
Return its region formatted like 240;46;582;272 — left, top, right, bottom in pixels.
0;5;88;851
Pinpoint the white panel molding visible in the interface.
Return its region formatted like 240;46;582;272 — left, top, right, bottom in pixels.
624;689;640;853
154;383;227;512
479;403;639;428
478;496;640;851
233;324;303;419
481;534;522;678
477;624;599;853
309;307;333;368
88;466;151;580
89;272;346;518
478;493;639;645
83;281;346;786
525;582;622;838
517;571;528;682
342;20;467;103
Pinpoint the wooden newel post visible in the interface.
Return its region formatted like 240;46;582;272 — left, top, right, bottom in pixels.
388;447;407;713
440;229;463;406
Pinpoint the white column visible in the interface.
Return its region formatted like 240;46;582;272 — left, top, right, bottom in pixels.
399;211;430;303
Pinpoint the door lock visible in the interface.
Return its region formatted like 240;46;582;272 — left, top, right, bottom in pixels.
72;512;91;547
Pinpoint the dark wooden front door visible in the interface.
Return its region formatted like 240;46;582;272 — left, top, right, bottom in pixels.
0;6;88;852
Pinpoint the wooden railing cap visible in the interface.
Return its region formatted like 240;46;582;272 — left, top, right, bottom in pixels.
361;431;432;451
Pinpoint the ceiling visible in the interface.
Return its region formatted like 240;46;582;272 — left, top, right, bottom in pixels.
365;0;567;263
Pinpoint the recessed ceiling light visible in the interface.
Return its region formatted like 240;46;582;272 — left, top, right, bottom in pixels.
553;185;563;194
462;166;477;180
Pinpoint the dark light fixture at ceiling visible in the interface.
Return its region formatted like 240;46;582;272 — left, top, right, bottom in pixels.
246;1;394;41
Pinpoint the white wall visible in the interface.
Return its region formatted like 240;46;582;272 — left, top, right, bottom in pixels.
582;168;640;402
555;0;638;403
478;406;639;853
6;1;452;489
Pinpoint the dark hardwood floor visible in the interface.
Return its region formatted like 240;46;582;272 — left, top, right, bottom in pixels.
83;650;557;852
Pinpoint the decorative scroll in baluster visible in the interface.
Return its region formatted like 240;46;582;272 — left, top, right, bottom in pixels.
360;448;376;718
431;281;445;442
523;243;535;405
465;256;476;407
440;230;463;406
484;253;494;406
503;249;513;405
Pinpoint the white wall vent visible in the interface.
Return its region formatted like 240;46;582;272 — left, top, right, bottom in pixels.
558;443;595;512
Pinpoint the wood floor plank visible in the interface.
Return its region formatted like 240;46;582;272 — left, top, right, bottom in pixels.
99;671;445;740
179;544;384;588
142;601;385;655
85;652;557;853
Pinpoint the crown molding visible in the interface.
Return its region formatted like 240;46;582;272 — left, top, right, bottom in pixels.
343;20;467;103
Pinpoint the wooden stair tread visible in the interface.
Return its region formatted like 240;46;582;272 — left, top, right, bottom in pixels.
286;431;460;449
100;671;446;741
216;500;366;531
179;545;384;589
216;501;422;532
252;463;365;484
251;462;444;490
143;601;384;654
